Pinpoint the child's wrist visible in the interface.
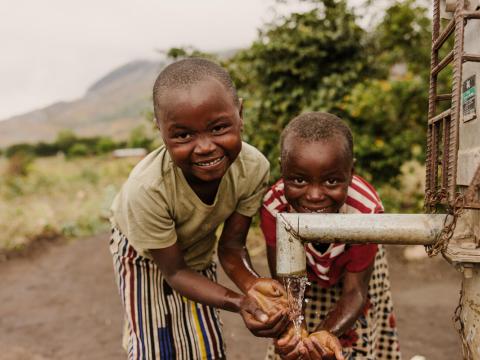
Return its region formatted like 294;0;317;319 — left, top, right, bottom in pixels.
314;324;339;337
243;274;261;293
223;291;244;313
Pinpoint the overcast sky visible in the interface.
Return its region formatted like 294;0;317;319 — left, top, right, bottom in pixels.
0;0;323;120
1;0;390;121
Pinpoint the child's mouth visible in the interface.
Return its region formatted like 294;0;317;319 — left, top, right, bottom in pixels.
301;206;329;213
194;156;225;167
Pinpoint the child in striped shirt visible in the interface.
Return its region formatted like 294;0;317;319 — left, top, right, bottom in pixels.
261;112;401;359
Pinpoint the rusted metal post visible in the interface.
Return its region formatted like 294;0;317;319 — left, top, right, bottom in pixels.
443;0;480;356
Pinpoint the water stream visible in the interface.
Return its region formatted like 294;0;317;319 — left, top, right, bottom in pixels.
283;276;309;338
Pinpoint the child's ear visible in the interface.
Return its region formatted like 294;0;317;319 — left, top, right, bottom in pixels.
238;98;244;129
350;158;356;183
238;98;244;118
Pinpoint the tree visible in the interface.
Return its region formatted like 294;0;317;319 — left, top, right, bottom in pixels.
55;130;78;154
225;0;432;185
127;125;154;150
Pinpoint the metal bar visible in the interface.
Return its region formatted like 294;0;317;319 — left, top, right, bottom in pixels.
433;18;455;51
464;203;480;209
432;122;439;189
279;213;448;245
432;0;441;41
463;53;480;63
432;50;454;76
463;10;480;20
425;0;440;198
276;213;448;276
428;108;452;125
443;115;451;189
442;118;448;188
436;93;452;101
426;124;434;195
448;0;466;204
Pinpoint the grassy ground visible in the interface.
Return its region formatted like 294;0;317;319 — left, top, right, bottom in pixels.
0;155;139;251
0;154;425;252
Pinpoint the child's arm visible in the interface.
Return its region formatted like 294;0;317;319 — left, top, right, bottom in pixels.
315;264;374;336
150;226;288;337
217;211;290;336
151;245;250;312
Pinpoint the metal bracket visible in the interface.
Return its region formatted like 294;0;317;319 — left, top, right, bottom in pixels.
444;243;480;263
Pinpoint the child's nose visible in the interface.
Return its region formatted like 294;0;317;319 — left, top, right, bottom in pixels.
305;185;326;201
194;135;216;154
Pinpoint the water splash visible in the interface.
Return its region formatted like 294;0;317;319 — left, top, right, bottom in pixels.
283;276;309;338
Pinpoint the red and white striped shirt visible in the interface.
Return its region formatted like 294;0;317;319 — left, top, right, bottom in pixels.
260;175;383;287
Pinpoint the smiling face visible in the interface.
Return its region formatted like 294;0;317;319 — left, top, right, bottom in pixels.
156;77;243;184
282;134;353;214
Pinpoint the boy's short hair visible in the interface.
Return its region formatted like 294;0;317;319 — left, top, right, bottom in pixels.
280;112;354;161
153;58;240;120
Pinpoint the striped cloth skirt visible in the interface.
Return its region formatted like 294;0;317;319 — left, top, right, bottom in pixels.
265;245;401;360
109;227;226;360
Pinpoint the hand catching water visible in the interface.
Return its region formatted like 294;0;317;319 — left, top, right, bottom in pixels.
302;330;345;360
239;278;290;338
275;326;344;360
247;278;288;315
274;324;308;359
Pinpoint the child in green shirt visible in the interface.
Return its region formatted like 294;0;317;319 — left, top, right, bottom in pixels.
110;58;289;359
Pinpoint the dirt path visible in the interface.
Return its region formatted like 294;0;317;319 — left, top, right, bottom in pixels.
0;234;462;360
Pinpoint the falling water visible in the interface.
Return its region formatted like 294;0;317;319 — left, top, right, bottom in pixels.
283;276;309;338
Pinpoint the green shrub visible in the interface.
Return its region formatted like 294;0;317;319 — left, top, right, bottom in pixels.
5;143;35;158
96;137;117;154
67;143;89;158
6;152;35;177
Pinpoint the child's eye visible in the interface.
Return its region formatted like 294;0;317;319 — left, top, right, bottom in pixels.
212;124;228;134
293;178;307;185
174;132;192;141
325;179;339;186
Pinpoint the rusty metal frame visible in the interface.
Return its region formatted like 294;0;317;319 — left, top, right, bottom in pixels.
425;0;480;210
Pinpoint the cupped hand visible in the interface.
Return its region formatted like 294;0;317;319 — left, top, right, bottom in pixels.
302;330;345;360
247;278;288;316
274;324;309;360
239;294;290;338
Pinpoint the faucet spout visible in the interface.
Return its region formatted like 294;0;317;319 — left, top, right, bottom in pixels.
276;214;307;277
276;213;448;277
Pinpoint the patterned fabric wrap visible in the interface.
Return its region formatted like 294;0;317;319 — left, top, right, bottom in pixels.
265;246;401;360
110;227;226;360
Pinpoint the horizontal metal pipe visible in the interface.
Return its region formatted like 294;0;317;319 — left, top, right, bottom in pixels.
279;213;448;244
276;213;448;277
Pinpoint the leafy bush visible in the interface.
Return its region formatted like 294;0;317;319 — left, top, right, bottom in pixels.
55;130;78;153
67;143;90;158
96;137;117;154
5;143;36;158
127;125;154;150
6;152;35;177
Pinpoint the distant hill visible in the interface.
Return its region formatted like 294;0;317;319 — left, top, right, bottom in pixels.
0;60;165;147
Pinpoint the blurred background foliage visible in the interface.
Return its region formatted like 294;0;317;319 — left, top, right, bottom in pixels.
0;0;438;251
225;0;432;189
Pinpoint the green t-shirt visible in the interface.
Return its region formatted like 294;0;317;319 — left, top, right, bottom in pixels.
110;142;269;270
